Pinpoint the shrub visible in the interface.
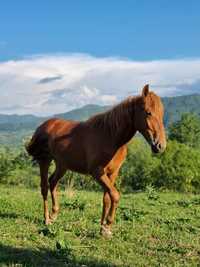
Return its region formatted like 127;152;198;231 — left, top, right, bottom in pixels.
119;138;160;191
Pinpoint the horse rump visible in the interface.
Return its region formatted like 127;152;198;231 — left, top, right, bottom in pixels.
26;130;52;162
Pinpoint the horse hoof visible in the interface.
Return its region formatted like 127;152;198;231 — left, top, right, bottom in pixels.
44;217;53;225
49;213;58;222
44;219;52;225
100;225;113;238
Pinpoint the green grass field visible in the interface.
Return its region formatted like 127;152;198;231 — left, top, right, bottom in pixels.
0;185;200;267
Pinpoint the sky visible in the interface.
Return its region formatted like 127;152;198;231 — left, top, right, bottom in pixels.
0;0;200;115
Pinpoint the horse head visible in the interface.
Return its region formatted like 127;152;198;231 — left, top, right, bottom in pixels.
135;84;167;153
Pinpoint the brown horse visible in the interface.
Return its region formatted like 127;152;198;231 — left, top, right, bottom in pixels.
26;84;166;237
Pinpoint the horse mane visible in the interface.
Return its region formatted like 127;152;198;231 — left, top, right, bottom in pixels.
85;96;139;138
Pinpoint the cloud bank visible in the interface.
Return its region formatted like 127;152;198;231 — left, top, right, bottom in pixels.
0;54;200;116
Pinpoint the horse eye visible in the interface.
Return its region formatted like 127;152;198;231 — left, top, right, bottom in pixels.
146;111;152;116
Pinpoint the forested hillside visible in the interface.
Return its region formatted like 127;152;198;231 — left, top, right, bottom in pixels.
162;94;200;126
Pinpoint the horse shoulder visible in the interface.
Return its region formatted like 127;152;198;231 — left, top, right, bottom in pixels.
105;145;127;174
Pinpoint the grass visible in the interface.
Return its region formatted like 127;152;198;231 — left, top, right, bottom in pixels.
0;185;200;266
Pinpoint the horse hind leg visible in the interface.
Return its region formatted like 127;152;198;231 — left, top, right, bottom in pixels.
39;160;51;225
49;165;66;223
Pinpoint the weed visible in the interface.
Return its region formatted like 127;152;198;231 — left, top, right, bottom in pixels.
64;198;86;211
145;185;160;200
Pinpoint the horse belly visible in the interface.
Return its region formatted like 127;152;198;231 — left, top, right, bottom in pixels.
53;139;89;174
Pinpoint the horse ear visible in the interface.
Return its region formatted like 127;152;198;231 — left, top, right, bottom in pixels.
142;84;149;97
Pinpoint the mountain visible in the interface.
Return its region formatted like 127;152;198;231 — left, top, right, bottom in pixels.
162;94;200;126
1;94;200;145
53;104;109;121
0;114;42;131
0;105;109;132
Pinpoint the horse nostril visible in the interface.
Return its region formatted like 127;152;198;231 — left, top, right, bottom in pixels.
157;143;162;150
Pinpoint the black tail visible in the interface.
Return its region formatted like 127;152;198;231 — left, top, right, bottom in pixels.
26;130;52;162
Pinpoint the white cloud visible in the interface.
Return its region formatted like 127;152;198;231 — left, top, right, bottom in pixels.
0;54;200;116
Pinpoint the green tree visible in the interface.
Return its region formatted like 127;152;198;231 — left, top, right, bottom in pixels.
154;140;200;192
169;113;200;148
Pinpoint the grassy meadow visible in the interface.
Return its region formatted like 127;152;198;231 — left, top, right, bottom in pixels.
0;185;200;267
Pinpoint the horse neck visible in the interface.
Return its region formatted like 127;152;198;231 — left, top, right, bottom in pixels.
111;97;138;148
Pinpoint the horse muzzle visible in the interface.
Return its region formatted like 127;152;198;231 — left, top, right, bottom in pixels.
151;142;166;154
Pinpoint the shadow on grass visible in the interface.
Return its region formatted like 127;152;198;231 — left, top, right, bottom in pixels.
0;210;43;224
0;211;18;219
0;243;117;267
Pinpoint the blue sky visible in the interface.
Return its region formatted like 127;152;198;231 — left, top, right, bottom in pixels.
1;0;200;61
0;1;200;115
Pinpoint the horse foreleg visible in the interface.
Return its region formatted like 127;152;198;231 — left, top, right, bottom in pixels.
105;170;120;229
101;169;119;232
106;192;119;231
101;191;111;226
39;160;51;225
94;169;120;237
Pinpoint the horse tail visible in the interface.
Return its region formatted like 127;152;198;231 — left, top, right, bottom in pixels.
26;128;52;163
